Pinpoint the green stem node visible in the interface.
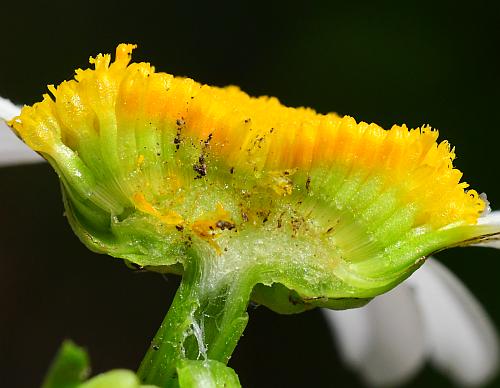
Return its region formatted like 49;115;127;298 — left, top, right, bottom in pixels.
137;248;255;387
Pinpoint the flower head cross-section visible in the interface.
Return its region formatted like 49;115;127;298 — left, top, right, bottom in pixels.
8;44;500;313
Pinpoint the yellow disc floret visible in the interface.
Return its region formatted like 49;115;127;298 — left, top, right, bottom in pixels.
9;44;485;230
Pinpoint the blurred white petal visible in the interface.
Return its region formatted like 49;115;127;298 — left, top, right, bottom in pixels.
324;283;426;386
0;97;43;166
408;259;499;386
324;258;499;387
0;96;21;119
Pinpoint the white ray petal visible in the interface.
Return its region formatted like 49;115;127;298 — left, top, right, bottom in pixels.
323;283;426;387
408;258;499;386
0;97;43;166
476;210;500;249
477;210;500;227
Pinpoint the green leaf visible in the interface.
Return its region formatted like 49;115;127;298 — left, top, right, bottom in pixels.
177;359;241;388
41;340;90;388
79;369;155;388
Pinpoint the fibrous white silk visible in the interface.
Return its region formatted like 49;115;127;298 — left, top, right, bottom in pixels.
0;96;43;165
325;258;499;387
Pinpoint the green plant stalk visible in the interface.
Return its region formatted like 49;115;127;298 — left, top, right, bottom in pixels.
137;247;255;387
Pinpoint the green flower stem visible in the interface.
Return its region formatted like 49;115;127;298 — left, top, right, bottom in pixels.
137;247;256;387
206;276;254;363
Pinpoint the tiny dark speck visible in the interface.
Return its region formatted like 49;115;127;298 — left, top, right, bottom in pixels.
204;133;213;146
216;220;236;230
193;155;207;178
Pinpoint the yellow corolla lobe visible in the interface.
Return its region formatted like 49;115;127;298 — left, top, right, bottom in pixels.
190;204;236;254
10;44;485;230
191;204;235;238
133;192;184;226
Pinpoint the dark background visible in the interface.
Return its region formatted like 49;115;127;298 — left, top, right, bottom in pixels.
1;1;500;387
